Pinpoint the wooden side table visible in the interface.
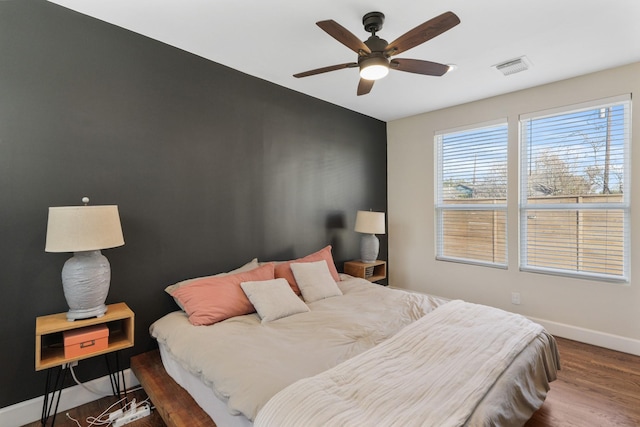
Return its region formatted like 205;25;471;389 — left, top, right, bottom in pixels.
35;302;135;426
344;260;387;282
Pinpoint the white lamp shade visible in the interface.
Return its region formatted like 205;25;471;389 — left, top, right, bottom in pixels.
45;205;124;253
354;210;385;235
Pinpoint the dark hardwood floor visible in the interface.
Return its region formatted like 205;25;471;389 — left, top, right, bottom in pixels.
24;337;640;427
525;337;640;427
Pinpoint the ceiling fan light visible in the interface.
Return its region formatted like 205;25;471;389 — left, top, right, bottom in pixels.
360;64;389;80
359;55;389;80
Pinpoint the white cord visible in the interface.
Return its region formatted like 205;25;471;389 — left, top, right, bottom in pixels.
70;365;112;397
127;385;144;394
63;379;150;427
86;395;130;426
66;412;82;427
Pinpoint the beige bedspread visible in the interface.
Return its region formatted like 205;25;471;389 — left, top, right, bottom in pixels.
254;300;552;427
150;277;446;421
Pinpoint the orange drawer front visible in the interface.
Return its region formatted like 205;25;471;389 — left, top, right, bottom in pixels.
63;324;109;359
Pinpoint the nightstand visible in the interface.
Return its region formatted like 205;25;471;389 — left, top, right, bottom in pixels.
344;260;387;282
36;302;135;426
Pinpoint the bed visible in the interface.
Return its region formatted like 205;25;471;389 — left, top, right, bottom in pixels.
149;247;560;427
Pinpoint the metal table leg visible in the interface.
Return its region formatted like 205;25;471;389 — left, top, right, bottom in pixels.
40;364;68;426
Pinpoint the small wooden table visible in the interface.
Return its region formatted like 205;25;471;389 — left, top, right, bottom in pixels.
344;260;387;282
35;303;135;426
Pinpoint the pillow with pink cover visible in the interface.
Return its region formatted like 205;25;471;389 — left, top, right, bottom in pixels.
170;263;275;326
165;258;260;311
165;258;259;295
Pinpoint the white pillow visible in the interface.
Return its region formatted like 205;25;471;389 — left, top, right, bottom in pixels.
290;260;343;303
240;278;310;323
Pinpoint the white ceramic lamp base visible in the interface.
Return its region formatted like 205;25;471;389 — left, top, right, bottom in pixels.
360;234;380;263
61;250;111;321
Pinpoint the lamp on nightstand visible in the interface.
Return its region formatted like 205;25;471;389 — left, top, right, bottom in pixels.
45;197;124;321
354;210;385;263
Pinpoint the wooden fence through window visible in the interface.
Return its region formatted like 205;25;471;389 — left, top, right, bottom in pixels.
442;194;624;275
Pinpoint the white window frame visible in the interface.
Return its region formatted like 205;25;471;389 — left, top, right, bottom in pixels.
519;95;631;283
435;119;509;268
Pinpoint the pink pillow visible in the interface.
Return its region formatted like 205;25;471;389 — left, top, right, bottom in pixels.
274;246;340;295
170;263;275;326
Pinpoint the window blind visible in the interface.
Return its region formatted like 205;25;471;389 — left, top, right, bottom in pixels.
435;120;508;267
519;95;631;282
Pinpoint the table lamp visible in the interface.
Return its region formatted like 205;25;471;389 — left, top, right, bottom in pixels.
354;210;385;263
45;197;124;321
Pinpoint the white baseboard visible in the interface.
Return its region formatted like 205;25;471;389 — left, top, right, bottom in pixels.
0;369;139;427
529;316;640;356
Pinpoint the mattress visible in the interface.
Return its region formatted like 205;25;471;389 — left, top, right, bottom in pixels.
151;276;559;426
158;343;252;427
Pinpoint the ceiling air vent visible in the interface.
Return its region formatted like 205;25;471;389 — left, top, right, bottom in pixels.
493;56;531;76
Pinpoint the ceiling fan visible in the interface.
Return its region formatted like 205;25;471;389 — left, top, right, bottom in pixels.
293;11;461;95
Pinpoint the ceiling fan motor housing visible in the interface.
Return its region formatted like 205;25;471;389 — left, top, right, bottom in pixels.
360;34;390;77
364;35;389;53
363;11;385;34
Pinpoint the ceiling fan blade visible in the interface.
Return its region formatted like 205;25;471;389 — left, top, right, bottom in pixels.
385;11;460;57
316;20;371;55
294;62;358;78
357;78;374;96
390;58;450;76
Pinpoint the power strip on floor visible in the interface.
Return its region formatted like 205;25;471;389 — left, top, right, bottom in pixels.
113;404;151;427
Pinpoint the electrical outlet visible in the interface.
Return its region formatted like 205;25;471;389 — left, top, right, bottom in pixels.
63;361;78;369
511;292;521;305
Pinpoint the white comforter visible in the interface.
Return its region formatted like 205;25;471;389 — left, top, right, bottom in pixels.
255;300;546;427
150;277;446;421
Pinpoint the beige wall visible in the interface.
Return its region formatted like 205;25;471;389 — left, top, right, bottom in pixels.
387;62;640;354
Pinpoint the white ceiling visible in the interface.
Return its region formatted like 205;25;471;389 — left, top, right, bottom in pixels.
48;0;640;122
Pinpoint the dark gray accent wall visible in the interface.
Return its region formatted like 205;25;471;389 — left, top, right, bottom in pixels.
0;0;387;408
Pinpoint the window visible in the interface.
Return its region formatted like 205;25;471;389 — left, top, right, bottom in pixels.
519;95;631;282
435;120;508;267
